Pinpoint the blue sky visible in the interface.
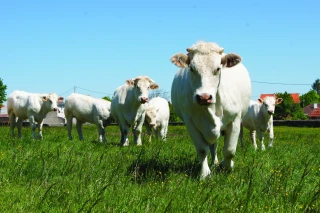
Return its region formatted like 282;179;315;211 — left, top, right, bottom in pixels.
1;0;319;102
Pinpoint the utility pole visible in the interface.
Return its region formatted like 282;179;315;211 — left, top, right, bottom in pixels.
74;86;76;93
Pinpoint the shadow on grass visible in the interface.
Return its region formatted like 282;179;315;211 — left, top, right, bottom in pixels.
127;158;202;184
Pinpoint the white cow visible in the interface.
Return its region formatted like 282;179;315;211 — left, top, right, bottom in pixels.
111;76;159;146
144;97;170;142
170;41;251;179
64;93;112;142
7;90;64;139
240;96;283;150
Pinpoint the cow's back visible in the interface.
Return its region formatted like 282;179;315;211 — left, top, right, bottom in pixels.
65;94;111;123
7;91;33;119
241;101;260;131
111;84;145;124
218;63;251;126
149;97;170;124
171;68;193;121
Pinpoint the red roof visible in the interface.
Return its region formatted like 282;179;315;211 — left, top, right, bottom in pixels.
260;93;300;103
308;108;320;118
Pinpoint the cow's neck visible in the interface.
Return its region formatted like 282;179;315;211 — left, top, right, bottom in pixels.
258;105;271;123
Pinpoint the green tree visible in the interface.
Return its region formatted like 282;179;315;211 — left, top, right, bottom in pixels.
168;101;182;123
300;90;320;108
311;78;320;95
102;96;112;101
0;78;7;112
274;92;307;120
149;89;170;101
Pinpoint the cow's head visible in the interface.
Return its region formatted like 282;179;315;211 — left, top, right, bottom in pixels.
42;93;64;112
170;41;241;106
126;76;159;104
258;96;283;115
145;105;158;128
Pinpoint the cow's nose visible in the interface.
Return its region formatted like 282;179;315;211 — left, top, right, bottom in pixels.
268;110;274;115
140;97;148;104
53;107;58;111
196;94;212;105
150;123;156;127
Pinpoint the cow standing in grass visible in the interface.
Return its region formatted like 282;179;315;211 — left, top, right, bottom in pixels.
7;90;64;139
111;76;159;146
170;41;251;179
144;97;170;142
240;96;283;150
64;93;112;142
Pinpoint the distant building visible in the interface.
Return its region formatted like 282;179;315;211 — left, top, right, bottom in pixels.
304;103;320;119
260;93;300;104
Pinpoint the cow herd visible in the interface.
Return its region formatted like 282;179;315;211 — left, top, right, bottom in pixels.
6;41;281;179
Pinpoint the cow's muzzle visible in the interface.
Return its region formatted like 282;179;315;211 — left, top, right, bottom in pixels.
196;94;213;106
268;110;274;115
53;107;60;113
140;97;148;104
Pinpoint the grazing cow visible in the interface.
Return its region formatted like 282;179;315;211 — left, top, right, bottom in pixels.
170;41;251;179
7;90;64;139
144;97;170;142
64;93;112;142
240;96;283;150
111;76;159;146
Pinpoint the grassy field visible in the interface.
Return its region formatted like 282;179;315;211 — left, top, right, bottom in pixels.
0;125;319;212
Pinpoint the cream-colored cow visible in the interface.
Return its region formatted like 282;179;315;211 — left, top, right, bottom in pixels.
240;96;283;150
170;41;251;179
111;76;159;146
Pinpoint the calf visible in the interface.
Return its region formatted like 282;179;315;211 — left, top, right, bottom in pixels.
64;93;112;142
7;90;64;139
111;76;159;146
240;96;283;150
144;97;170;142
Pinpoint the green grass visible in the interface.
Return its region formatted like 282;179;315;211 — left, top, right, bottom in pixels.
0;125;319;212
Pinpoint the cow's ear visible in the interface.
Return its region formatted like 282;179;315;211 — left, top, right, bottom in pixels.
276;98;283;104
221;53;242;67
42;96;47;101
150;83;159;90
258;98;263;104
170;53;189;68
126;80;134;87
58;97;64;101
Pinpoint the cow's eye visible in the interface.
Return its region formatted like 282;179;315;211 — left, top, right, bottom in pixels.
214;67;221;75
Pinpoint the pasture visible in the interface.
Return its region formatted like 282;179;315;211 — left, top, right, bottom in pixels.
0;125;319;212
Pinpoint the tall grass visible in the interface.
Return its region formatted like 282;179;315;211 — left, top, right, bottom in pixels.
0;125;319;212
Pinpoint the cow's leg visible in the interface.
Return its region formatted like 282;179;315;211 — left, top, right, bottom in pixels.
97;120;106;143
184;119;211;179
118;122;129;146
16;118;23;138
29;116;37;139
257;130;265;150
9;113;16;137
268;126;274;148
239;123;244;147
160;125;167;141
220;118;242;171
145;123;152;143
163;122;168;141
209;143;219;166
132;127;142;146
76;121;84;141
66;116;73;140
38;120;44;139
250;130;257;150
